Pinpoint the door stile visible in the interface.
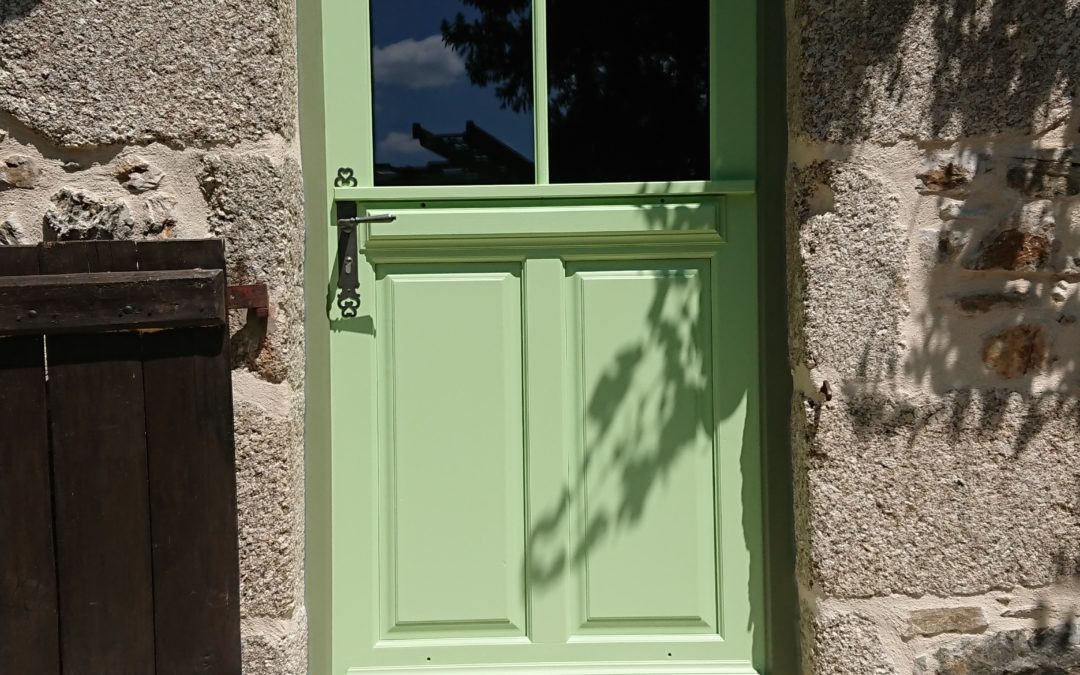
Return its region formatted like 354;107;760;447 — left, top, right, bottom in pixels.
710;0;756;180
329;238;382;675
322;0;373;187
711;195;764;665
522;257;569;644
373;268;398;641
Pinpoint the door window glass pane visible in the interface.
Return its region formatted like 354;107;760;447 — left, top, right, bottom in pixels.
371;0;535;186
546;0;710;183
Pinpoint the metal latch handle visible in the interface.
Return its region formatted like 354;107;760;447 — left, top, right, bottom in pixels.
336;213;396;226
334;203;396;317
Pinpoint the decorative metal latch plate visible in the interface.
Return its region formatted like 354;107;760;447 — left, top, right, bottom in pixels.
333;201;396;318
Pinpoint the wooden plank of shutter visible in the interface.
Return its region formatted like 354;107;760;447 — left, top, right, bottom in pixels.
0;269;226;336
137;239;242;675
0;246;60;675
42;241;156;675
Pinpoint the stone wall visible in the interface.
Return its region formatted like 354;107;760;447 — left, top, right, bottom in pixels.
790;0;1080;671
0;2;306;673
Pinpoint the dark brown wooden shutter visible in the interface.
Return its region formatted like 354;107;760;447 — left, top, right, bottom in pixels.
0;240;241;675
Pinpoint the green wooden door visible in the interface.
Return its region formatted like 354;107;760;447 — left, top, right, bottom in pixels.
317;1;762;673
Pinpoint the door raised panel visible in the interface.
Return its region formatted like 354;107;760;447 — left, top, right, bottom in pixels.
375;264;528;640
565;262;720;637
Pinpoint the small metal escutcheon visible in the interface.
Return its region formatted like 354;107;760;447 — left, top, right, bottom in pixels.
333;201;396;317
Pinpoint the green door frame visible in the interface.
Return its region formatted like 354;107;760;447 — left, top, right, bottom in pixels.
299;0;796;672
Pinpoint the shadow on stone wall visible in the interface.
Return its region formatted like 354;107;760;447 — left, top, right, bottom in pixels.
796;0;1079;144
793;0;1080;453
792;0;1080;671
915;618;1079;673
0;1;39;22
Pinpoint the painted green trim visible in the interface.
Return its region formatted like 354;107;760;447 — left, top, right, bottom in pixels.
756;0;798;669
334;181;755;203
723;196;766;673
711;0;756;179
531;0;549;184
361;241;729;260
323;0;372;186
298;0;332;673
355;203;725;246
359;239;727;259
347;662;758;674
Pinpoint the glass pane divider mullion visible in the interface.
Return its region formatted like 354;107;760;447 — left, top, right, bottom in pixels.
358;0;376;187
531;0;549;184
709;0;719;183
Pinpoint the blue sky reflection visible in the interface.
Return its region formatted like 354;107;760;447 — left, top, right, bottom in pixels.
371;0;534;181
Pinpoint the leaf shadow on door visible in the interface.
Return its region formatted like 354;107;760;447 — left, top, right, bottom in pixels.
524;194;764;654
527;265;716;577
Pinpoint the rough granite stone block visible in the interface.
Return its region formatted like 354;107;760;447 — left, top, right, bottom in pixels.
235;395;305;620
1007;153;1080;200
0;154;41;188
241;611;308;675
915;625;1080;674
0;0;297;147
981;324;1048;379
903;607;988;640
793;0;1080;144
808;611;898;675
0;216;30;244
199;152;305;388
791;161;907;380
801;389;1080;598
44;188;134;240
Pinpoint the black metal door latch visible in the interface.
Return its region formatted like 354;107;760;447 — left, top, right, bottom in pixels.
334;201;396;317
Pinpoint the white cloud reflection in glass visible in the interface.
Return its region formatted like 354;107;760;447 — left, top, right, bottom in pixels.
370;0;535;186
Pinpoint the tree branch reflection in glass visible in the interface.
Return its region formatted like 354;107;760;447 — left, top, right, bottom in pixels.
371;0;535;186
